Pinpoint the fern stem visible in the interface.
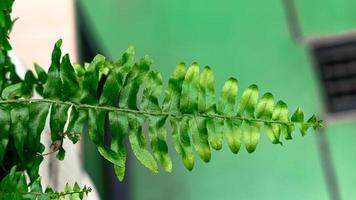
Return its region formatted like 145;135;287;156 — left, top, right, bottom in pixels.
0;189;90;198
0;98;316;127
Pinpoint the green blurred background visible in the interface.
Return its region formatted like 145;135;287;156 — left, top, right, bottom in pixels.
77;0;356;199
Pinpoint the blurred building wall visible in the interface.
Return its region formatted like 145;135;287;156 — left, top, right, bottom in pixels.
10;0;78;69
78;0;356;199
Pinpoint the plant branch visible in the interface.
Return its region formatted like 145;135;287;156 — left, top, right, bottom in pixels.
0;187;92;198
0;98;320;127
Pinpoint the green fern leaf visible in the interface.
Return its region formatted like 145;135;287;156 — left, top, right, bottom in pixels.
162;64;194;170
0;40;323;183
0;106;10;163
128;113;159;173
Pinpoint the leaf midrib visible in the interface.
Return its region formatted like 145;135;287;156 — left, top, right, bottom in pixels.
0;98;316;127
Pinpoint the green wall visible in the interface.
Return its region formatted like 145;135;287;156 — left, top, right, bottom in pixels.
79;0;356;199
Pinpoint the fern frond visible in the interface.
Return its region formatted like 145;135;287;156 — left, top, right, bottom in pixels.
0;40;323;182
0;167;91;200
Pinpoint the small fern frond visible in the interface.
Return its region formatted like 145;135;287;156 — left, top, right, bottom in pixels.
0;167;91;200
0;40;323;182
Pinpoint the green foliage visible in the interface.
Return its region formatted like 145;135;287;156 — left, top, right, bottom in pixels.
0;40;322;184
0;1;322;198
0;167;91;200
0;3;91;198
0;0;21;94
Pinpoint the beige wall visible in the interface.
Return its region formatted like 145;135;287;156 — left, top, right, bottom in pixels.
10;0;78;70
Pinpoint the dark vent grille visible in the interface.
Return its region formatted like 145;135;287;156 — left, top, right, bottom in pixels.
312;37;356;113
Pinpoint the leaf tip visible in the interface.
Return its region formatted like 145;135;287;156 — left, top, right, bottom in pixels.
317;120;324;129
246;147;256;153
262;92;273;98
248;84;258;90
141;55;153;66
227;77;238;83
127;45;135;53
55;39;63;47
211;141;223;151
203;65;212;71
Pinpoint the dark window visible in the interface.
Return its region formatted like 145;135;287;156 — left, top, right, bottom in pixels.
312;36;356;113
